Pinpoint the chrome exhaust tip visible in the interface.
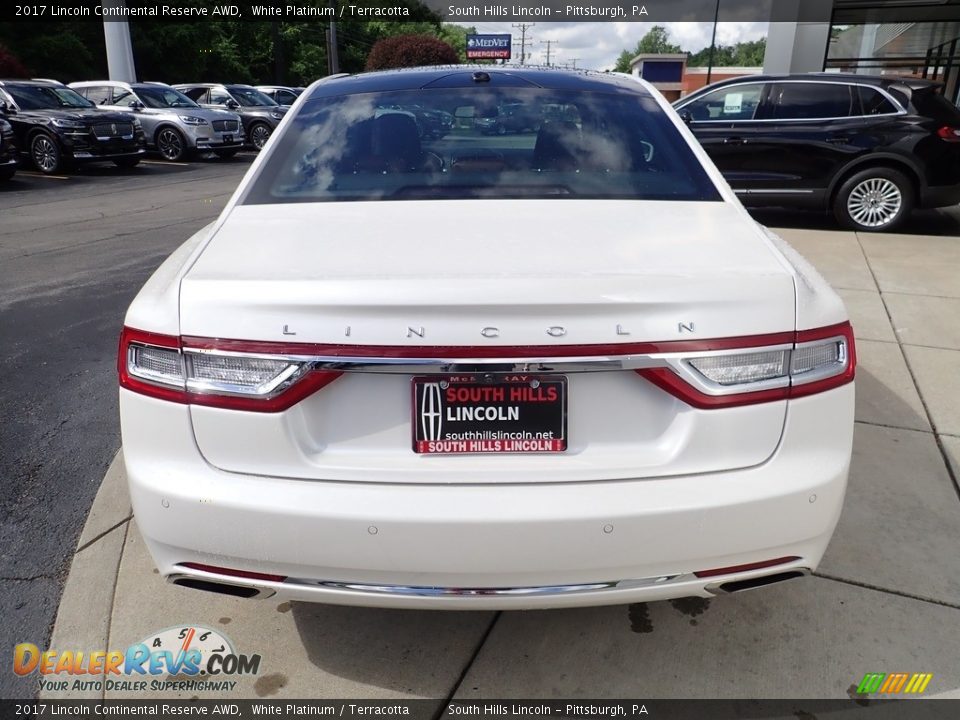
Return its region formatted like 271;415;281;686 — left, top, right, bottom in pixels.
707;568;811;595
167;574;275;599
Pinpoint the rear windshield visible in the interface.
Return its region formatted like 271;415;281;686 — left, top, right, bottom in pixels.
228;87;277;107
242;88;720;204
134;86;199;109
911;87;960;123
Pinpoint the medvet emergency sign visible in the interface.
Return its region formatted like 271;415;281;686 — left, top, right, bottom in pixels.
466;34;512;60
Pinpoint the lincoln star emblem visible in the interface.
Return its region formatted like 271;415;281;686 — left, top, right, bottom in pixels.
110;124;117;135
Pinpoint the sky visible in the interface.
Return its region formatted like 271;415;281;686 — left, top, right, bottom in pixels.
453;21;770;70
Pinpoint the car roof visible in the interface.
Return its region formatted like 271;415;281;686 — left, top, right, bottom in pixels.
303;66;651;100
71;80;128;87
0;79;63;87
687;73;941;90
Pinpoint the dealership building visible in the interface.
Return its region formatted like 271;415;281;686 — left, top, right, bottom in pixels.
628;0;960;102
765;0;960;102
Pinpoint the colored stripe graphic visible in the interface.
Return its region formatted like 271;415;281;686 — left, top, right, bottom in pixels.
858;672;933;694
857;673;885;694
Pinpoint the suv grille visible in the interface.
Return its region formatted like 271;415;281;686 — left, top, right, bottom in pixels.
212;119;239;132
93;122;133;138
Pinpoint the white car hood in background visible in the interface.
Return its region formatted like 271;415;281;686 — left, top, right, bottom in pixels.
179;200;796;345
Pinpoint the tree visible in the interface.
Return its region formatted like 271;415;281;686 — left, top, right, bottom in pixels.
365;34;458;71
0;44;29;78
613;25;683;73
687;39;766;67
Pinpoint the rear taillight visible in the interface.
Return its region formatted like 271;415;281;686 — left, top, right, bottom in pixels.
637;321;855;408
118;327;341;412
936;126;960;142
119;322;854;413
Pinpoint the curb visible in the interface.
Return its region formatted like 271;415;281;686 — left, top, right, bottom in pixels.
39;450;130;700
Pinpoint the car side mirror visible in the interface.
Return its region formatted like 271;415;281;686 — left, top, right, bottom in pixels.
678;109;693;125
129;100;144;111
225;100;240;110
1;102;16;115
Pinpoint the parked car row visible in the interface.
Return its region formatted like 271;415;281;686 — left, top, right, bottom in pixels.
0;79;304;179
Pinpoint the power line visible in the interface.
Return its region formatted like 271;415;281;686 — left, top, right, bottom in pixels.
512;23;535;65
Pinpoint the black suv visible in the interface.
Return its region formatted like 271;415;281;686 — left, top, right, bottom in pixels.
0;116;17;181
173;83;287;150
0;80;146;174
674;74;960;231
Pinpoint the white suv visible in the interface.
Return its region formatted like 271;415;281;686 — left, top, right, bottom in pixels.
71;81;244;161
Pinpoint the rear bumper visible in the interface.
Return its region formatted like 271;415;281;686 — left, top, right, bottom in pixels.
121;383;853;610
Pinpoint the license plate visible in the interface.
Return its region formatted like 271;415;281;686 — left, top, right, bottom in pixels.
412;375;567;454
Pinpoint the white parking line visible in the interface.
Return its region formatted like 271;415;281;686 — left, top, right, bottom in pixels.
19;171;70;180
140;160;191;167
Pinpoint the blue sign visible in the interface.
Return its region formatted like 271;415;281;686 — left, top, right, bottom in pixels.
466;34;512;60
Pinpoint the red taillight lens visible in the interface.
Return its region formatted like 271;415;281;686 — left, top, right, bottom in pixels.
178;562;286;583
694;556;801;579
118;326;341;412
936;126;960;142
637;321;855;408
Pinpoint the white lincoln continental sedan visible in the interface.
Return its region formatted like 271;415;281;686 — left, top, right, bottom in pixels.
119;67;855;609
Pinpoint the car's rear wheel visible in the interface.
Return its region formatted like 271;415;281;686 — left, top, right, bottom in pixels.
214;149;238;159
156;126;187;162
31;134;62;174
113;157;141;168
834;167;913;232
249;122;271;150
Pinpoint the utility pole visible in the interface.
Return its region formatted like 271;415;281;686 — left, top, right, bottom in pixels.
570;58;580;69
328;0;340;74
706;0;720;85
512;23;535;64
544;40;556;67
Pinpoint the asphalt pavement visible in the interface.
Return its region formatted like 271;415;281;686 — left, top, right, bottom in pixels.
2;156;959;700
0;155;254;698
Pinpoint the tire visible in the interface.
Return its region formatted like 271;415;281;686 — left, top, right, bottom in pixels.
248;122;271;151
833;167;913;232
214;149;238;160
155;126;187;162
30;133;62;174
113;157;141;168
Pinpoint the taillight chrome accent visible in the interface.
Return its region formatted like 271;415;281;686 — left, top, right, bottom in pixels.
637;321;855;408
118;322;854;412
118;327;342;412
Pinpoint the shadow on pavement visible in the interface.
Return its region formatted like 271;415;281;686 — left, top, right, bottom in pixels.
750;206;960;237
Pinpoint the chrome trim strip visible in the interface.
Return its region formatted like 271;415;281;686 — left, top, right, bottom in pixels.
289;574;684;597
734;189;816;195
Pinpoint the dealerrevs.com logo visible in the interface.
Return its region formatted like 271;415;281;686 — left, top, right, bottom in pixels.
14;625;261;693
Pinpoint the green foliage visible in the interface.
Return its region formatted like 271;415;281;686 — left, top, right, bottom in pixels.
437;24;477;63
687;39;766;67
365;34;458;71
613;25;683;73
0;1;456;85
611;25;766;73
0;43;31;78
0;21;103;82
